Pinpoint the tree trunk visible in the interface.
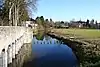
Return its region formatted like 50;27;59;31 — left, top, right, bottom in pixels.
9;3;14;26
12;6;15;26
17;8;19;26
9;5;11;26
15;5;17;26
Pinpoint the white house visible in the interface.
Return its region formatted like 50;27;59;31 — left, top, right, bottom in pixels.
25;21;32;27
25;21;38;29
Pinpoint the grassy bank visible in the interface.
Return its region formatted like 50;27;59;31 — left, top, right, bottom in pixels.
52;29;100;45
50;28;100;67
53;29;100;39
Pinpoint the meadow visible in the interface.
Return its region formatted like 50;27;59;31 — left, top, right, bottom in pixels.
53;29;100;39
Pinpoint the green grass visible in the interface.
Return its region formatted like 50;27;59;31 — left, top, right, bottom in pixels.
53;29;100;39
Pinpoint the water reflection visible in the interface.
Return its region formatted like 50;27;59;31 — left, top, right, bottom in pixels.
9;43;32;67
23;33;79;67
33;31;45;40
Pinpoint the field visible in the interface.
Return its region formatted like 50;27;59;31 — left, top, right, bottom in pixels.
51;28;100;66
53;29;100;39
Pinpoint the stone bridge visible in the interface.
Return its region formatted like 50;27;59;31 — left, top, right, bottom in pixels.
0;26;33;67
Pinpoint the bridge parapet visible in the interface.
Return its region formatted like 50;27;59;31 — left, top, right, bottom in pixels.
0;26;32;67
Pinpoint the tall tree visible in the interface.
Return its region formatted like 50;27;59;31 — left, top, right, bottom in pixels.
35;16;43;29
40;16;44;25
95;20;98;29
90;19;95;28
61;21;64;24
86;19;89;27
50;18;52;22
50;18;54;27
45;19;50;28
91;19;94;24
0;0;37;26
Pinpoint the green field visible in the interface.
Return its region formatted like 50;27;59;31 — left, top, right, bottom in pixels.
53;29;100;39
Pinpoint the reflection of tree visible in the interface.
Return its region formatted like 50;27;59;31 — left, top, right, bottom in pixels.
50;40;52;44
56;40;59;44
43;41;45;44
35;31;45;40
45;35;50;41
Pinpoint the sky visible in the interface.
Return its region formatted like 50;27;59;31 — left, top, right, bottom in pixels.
33;0;100;22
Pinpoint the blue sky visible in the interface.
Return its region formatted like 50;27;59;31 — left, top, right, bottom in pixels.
33;0;100;22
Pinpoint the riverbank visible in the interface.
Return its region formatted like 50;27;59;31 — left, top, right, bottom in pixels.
48;29;100;67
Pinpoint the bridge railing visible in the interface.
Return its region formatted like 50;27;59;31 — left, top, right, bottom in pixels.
0;26;26;67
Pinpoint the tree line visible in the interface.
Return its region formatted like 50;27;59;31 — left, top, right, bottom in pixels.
0;0;37;26
33;16;100;29
32;16;54;29
69;19;100;29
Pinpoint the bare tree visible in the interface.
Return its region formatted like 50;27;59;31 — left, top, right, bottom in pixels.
1;0;38;26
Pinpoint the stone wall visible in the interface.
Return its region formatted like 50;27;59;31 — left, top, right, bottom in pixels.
0;26;33;67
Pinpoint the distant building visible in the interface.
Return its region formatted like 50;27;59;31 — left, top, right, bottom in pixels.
25;21;38;29
79;23;83;28
54;21;69;28
32;23;38;29
97;23;100;29
70;20;86;28
25;21;32;27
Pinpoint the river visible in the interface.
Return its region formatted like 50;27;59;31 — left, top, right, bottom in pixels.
23;32;79;67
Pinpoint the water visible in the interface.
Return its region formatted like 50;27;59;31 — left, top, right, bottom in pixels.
8;43;32;67
23;34;78;67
